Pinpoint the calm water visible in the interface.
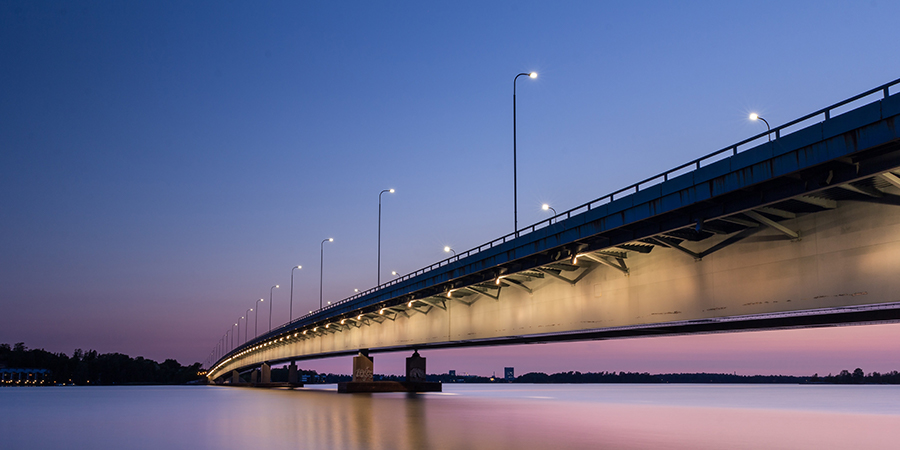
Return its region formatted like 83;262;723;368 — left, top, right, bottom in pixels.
2;384;900;449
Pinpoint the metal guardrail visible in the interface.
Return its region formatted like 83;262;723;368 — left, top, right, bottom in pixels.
211;77;900;368
287;77;899;324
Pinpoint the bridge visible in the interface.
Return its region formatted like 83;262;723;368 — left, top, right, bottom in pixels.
207;77;900;384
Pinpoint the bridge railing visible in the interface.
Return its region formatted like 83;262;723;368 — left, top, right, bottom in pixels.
281;77;900;330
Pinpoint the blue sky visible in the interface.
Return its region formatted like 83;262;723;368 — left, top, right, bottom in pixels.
2;1;900;375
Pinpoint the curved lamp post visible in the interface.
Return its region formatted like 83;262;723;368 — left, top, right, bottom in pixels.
245;308;253;343
542;203;557;223
289;265;302;322
268;285;279;332
255;298;263;337
444;246;456;256
320;238;333;309
513;71;538;236
378;189;395;285
237;317;243;347
749;113;771;142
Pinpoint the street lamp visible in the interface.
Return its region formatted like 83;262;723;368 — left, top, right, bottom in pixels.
749;113;771;142
289;265;302;322
237;317;243;347
320;238;333;310
542;203;557;223
444;246;456;256
378;188;395;285
245;308;253;343
269;285;279;332
391;270;400;277
255;298;263;337
513;71;538;236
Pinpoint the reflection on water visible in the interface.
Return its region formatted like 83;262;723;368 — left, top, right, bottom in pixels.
2;384;900;449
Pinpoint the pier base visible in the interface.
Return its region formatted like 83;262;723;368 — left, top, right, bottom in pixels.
338;381;441;393
338;349;440;393
260;363;271;384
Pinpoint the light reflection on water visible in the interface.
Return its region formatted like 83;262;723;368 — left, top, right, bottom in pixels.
2;384;900;449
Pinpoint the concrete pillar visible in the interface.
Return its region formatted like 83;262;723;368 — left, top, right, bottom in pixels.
231;370;240;385
406;350;426;382
352;350;374;382
288;362;299;384
261;363;271;384
250;369;259;384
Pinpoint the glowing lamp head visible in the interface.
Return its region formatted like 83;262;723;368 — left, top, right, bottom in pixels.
749;113;759;121
542;204;550;211
328;238;334;242
389;189;395;193
444;246;451;253
529;72;537;78
296;265;302;269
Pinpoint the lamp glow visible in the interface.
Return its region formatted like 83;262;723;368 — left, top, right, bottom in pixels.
529;72;537;78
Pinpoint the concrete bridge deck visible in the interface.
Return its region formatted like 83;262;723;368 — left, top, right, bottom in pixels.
209;77;900;381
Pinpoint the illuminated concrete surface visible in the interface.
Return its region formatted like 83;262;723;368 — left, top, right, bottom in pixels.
209;79;900;382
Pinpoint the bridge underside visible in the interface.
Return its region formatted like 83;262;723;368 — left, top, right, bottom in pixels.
209;85;900;381
213;177;900;378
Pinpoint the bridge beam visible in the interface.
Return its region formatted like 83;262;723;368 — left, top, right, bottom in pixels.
744;210;800;240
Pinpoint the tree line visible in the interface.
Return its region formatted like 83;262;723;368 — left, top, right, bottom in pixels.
513;369;900;384
0;343;203;385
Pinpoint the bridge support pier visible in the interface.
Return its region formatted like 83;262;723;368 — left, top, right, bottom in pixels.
231;370;241;385
338;349;440;393
406;350;426;382
250;369;258;384
260;363;271;384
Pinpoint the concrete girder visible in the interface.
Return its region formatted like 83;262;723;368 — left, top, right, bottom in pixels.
596;250;628;260
839;182;883;198
449;292;480;306
467;285;501;300
500;277;533;294
617;243;653;253
719;216;761;228
420;297;447;310
744;210;801;240
546;262;581;271
795;195;838;209
755;206;796;219
538;261;600;285
880;172;900;190
649;236;701;261
578;253;629;275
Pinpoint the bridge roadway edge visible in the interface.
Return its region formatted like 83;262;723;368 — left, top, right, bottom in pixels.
209;85;900;380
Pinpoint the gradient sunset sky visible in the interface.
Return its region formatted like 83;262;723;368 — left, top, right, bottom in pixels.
2;1;900;376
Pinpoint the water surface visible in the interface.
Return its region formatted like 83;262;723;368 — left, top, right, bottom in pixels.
2;384;898;449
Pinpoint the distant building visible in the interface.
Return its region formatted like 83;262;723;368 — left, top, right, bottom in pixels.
448;370;456;377
504;367;514;381
0;368;52;386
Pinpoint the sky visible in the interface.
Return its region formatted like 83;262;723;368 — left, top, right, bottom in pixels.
2;1;900;376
